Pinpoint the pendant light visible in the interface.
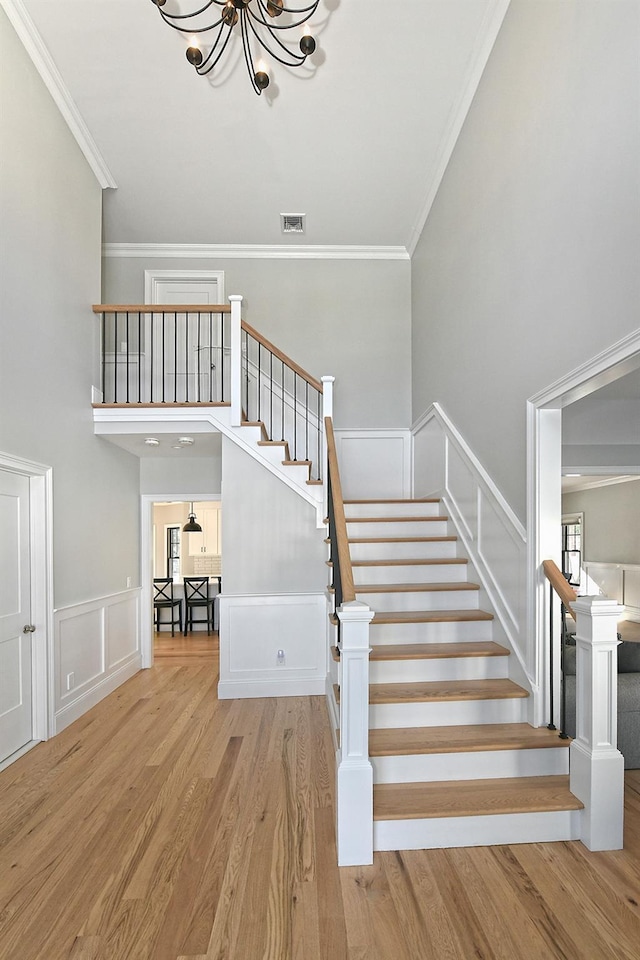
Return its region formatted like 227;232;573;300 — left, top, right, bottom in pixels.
183;503;203;533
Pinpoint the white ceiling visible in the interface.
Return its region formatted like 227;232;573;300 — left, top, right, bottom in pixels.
11;0;509;250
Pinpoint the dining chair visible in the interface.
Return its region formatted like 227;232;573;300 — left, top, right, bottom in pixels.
153;577;183;637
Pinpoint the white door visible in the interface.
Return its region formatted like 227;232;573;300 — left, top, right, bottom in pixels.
145;272;227;403
0;470;33;764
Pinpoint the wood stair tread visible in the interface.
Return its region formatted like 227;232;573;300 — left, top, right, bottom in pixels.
369;641;510;661
373;776;583;820
369;723;570;756
371;609;493;625
356;581;479;594
368;678;529;704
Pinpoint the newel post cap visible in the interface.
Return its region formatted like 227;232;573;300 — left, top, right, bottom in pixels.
573;596;625;618
228;294;243;302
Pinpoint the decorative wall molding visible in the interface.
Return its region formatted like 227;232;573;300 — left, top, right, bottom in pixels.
217;593;327;699
406;0;512;255
103;242;410;261
581;561;640;622
1;0;116;189
412;404;530;686
333;429;412;500
54;589;141;732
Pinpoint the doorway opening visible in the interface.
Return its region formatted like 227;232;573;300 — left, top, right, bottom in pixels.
142;495;222;668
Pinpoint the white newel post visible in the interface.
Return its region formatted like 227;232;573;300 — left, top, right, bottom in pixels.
229;295;242;427
569;596;625;851
321;376;335;518
336;600;374;866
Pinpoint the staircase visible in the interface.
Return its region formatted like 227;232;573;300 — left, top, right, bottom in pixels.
330;497;583;854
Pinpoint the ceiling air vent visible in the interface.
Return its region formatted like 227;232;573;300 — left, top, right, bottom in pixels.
281;213;306;234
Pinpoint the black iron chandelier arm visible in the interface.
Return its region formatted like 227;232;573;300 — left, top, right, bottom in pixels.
239;12;262;94
156;0;225;25
158;10;226;35
195;21;234;74
245;13;306;67
250;0;319;32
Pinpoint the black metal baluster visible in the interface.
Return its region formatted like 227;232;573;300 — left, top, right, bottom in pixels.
317;390;321;480
559;602;570;739
137;312;142;403
257;341;262;426
280;359;285;440
125;312;130;403
210;312;214;402
150;310;154;402
196;312;201;402
114;311;118;403
548;582;556;731
220;311;224;403
269;351;273;442
101;312;106;402
305;381;309;462
293;373;297;461
162;312;166;403
174;312;178;402
185;311;189;403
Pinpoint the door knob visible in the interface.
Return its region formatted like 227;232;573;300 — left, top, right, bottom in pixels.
23;624;36;633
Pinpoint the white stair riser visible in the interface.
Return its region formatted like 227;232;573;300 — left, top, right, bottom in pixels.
345;502;441;519
369;656;508;684
373;809;581;851
352;563;468;585
257;444;290;466
349;540;458;561
280;463;311;486
347;520;449;539
372;747;569;784
359;590;479;613
237;425;263;444
369;696;528;729
370;619;493;644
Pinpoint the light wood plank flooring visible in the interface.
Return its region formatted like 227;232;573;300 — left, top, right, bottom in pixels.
0;642;639;959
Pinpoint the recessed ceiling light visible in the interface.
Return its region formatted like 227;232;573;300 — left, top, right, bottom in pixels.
564;473;581;477
144;437;160;446
177;436;195;446
172;444;182;450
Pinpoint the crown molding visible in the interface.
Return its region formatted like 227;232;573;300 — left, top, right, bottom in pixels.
102;243;410;261
1;0;116;189
406;0;511;257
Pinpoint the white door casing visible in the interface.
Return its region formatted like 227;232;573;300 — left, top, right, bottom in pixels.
0;470;33;763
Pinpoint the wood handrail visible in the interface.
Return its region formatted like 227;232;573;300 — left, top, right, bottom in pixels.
543;560;577;618
325;417;356;604
92;304;231;314
241;320;323;394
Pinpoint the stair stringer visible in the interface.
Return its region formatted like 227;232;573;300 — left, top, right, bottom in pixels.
92;404;325;525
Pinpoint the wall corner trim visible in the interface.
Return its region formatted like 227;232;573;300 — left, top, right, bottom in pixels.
102;242;410;261
1;0;117;189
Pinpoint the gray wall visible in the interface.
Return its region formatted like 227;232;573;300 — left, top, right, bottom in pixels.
562;480;640;563
140;455;222;496
411;0;640;520
0;10;140;605
563;480;640;566
220;437;326;595
103;255;412;430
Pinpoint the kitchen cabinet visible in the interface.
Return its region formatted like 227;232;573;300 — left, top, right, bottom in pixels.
188;503;221;556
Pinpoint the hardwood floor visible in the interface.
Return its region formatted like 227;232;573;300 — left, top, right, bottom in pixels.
0;646;639;959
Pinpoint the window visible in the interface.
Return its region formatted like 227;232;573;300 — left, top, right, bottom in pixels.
561;514;583;589
167;525;181;581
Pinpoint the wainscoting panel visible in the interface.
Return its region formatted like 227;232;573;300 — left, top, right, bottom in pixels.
334;430;411;500
54;589;142;733
218;593;327;699
412;404;530;684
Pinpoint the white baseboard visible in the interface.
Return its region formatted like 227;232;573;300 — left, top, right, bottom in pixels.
54;655;141;733
217;677;326;699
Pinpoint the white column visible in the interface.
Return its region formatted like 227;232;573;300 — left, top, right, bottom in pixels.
229;295;243;427
569;596;625;850
321;375;335;519
336;599;374;866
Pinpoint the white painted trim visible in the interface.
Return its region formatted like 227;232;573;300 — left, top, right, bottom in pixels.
0;452;54;744
527;326;640;729
406;0;512;256
0;0;116;189
54;658;141;734
103;242;410;261
333;428;412;500
143;269;226;305
217;678;325;698
0;740;39;773
53;588;142;733
141;492;223;668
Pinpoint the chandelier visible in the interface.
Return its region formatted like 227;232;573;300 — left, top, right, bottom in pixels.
150;0;320;95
